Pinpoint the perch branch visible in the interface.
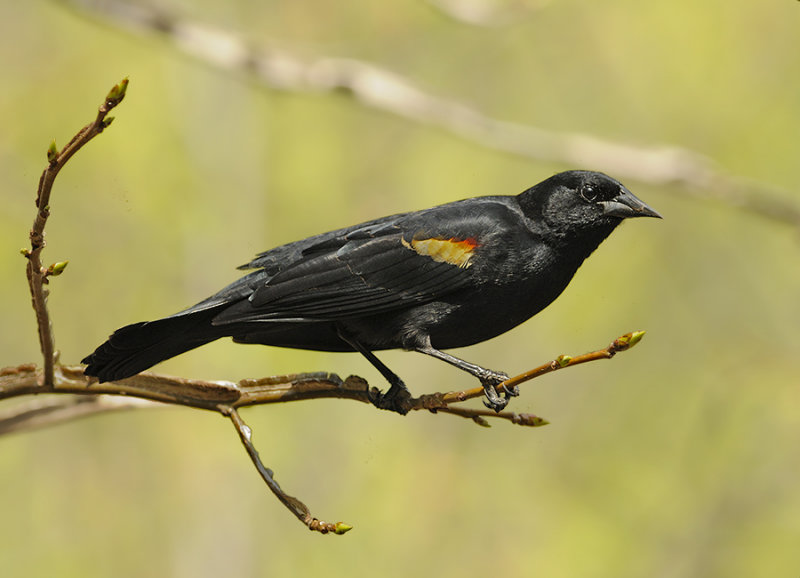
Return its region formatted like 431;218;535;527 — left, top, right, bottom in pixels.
429;330;645;408
1;337;644;532
1;331;646;430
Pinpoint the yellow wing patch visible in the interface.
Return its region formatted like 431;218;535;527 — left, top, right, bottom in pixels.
401;236;478;268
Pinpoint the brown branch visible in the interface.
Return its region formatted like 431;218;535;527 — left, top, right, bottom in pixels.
224;406;352;535
433;405;550;428
1;331;647;427
1;329;645;532
422;330;646;408
23;78;128;388
0;394;160;436
54;0;800;229
0;365;363;410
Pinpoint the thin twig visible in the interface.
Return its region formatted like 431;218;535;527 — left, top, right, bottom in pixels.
23;77;128;388
434;405;550;428
0;395;161;436
224;406;352;535
423;330;646;408
54;0;800;229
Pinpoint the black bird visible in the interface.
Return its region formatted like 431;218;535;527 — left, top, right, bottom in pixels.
83;170;660;413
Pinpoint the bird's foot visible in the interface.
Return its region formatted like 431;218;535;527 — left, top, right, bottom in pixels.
368;382;413;415
479;370;517;413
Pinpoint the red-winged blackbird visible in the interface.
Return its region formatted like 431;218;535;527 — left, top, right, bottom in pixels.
83;170;660;413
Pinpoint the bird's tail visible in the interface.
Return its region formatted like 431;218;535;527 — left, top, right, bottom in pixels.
82;309;224;382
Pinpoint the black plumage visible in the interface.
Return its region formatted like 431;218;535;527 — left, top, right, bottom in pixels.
83;170;660;413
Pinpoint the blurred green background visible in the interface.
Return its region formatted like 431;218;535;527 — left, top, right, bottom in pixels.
2;0;799;576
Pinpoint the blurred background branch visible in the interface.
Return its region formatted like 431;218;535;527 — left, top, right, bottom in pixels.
427;0;552;28
54;0;800;229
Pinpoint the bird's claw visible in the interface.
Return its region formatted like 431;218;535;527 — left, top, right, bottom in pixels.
368;384;412;415
480;371;515;413
482;390;509;412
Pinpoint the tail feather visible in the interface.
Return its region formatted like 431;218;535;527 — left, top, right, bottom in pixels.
82;311;223;382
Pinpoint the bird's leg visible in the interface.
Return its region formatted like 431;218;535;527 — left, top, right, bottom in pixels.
415;337;518;412
336;327;412;415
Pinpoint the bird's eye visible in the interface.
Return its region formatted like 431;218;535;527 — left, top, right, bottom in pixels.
580;182;618;203
580;184;598;202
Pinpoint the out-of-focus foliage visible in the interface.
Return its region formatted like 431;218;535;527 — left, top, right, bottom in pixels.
2;1;799;577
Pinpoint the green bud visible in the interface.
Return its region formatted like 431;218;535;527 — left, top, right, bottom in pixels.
514;413;550;427
333;522;353;535
556;354;572;367
106;77;130;105
48;261;69;276
47;140;58;163
472;416;491;428
628;330;645;347
615;330;646;351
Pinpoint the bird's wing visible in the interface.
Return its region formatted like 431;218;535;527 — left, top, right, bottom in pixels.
210;198;521;325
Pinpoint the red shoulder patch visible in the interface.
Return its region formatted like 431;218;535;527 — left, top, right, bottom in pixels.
402;236;478;268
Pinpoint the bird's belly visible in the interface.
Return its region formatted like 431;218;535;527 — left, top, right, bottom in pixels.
424;279;569;349
425;301;535;349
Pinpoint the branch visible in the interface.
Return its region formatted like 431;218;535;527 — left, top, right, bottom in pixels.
428;0;551;27
23;78;128;388
225;406;352;535
54;0;800;229
0;393;160;436
430;330;645;408
1;330;645;532
1;331;646;427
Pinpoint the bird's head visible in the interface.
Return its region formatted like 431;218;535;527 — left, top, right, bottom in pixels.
518;170;661;240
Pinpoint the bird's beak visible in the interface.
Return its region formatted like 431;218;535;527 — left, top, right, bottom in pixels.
600;187;662;219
